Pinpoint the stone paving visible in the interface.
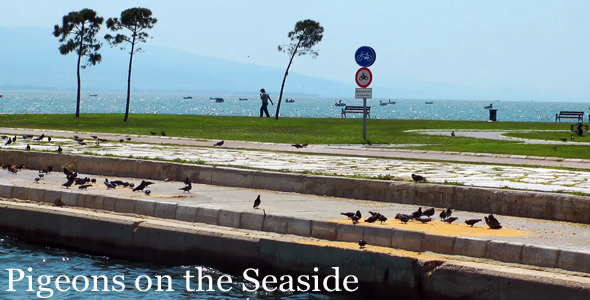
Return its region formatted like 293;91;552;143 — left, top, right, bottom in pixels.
2;128;590;194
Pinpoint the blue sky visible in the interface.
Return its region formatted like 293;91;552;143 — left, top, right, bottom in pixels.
1;0;590;101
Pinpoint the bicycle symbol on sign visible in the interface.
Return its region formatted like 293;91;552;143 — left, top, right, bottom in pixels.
359;72;369;82
356;52;372;62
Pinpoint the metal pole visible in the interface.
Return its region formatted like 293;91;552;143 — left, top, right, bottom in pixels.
363;97;367;140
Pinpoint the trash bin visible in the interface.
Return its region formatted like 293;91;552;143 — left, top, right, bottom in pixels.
489;109;497;122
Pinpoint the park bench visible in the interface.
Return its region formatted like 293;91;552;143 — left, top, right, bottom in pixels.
341;106;371;118
555;111;584;122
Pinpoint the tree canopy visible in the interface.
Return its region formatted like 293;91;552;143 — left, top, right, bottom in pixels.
53;8;104;118
275;19;324;119
105;7;157;122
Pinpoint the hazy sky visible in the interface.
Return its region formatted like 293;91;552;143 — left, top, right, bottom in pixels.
2;0;590;101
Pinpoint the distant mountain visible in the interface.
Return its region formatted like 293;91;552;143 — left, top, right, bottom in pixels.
0;25;361;97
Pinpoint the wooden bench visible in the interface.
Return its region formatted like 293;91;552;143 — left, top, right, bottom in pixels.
341;106;371;118
555;111;584;122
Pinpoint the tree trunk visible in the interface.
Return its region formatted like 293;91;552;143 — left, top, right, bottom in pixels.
275;37;302;120
75;25;84;118
124;32;136;122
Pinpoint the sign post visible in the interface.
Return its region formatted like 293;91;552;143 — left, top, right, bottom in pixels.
354;46;376;141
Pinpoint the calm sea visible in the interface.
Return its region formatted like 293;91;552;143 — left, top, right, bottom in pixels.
0;236;361;299
1;90;589;122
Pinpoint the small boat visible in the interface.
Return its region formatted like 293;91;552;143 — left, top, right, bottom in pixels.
335;100;346;106
425;101;434;104
285;98;295;103
89;94;98;97
183;96;193;99
239;98;248;101
215;97;224;103
483;103;493;109
0;95;3;98
380;99;396;106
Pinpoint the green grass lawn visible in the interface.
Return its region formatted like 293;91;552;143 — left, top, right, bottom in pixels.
1;114;588;159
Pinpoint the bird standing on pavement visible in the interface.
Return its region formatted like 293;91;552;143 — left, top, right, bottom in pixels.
179;181;192;193
485;214;502;229
465;219;482;227
253;195;261;209
411;173;426;182
358;240;367;249
133;180;154;192
214;140;224;146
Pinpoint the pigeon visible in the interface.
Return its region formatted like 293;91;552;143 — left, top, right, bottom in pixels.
179;182;192;193
561;138;567;142
132;180;154;192
25;144;30;150
61;180;74;188
395;213;412;224
161;131;166;136
411;173;426;182
119;139;124;143
126;137;131;141
411;207;423;219
253;195;261;209
485;214;502;229
416;216;432;223
364;215;378;223
465;219;482;227
439;210;447;220
104;179;116;189
423;208;435;217
350;215;360;225
33;134;45;141
57;146;62;153
214;140;224;146
355;210;362;219
301;143;308;147
444;208;453;219
78;184;92;190
150;131;157;135
341;212;356;219
53;199;64;207
47;137;52;142
34;177;40;183
4;138;12;145
91;135;98;139
292;144;304;149
358;240;367;249
183;177;191;185
144;189;151;196
443;217;458;224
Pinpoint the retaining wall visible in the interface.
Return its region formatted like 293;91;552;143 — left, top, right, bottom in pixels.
1;202;589;300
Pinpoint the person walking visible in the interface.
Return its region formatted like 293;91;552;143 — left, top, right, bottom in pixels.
259;88;274;117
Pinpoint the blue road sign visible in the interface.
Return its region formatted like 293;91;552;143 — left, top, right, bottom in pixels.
355;46;376;67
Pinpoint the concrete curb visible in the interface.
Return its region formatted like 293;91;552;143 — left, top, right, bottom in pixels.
2;150;590;224
1;183;589;274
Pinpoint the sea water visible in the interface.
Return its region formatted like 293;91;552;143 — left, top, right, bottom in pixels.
1;90;589;122
0;236;361;299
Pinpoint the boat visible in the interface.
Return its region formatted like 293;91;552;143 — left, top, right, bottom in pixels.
0;95;3;98
285;98;295;103
239;98;248;101
380;99;396;106
425;101;434;104
183;96;193;99
214;97;224;103
483;103;493;109
89;94;98;97
335;100;346;106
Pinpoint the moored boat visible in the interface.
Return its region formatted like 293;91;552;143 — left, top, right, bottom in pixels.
335;100;346;106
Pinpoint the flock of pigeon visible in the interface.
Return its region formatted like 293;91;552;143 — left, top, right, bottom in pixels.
341;207;502;229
